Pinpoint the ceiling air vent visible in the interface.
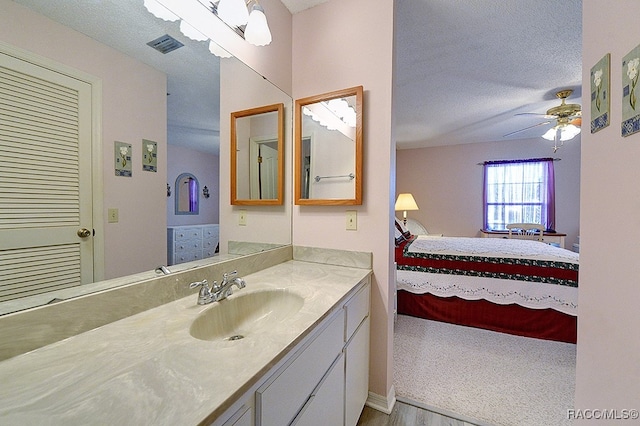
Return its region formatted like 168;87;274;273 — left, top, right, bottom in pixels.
147;34;184;54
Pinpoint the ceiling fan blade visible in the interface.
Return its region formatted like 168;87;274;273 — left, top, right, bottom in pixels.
503;120;552;137
515;112;556;119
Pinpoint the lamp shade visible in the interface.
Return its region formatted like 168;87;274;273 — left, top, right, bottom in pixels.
395;193;419;211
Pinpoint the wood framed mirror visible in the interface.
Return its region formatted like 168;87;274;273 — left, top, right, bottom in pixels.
230;103;284;205
295;86;363;205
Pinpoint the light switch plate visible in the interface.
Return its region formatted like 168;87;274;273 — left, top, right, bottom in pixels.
108;208;119;223
346;210;357;230
239;209;247;226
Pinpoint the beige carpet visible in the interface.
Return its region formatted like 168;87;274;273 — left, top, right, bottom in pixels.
394;315;576;426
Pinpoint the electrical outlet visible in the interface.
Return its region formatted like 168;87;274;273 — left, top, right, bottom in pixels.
239;209;247;226
346;210;357;230
108;208;119;223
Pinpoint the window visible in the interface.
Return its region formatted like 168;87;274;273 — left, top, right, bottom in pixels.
483;158;556;231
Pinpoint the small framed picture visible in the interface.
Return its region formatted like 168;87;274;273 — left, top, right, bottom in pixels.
142;139;157;172
115;141;132;177
622;43;640;137
590;53;610;133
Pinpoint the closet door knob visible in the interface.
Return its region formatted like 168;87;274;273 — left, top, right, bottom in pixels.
77;228;91;238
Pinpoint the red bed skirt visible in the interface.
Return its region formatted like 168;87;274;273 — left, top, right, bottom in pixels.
397;290;577;343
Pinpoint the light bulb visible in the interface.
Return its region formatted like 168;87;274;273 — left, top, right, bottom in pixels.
245;4;272;46
218;0;249;27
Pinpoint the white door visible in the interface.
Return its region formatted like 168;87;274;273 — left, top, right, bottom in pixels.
0;50;94;302
249;138;278;199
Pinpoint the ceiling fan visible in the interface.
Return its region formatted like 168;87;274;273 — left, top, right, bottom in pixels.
505;89;582;151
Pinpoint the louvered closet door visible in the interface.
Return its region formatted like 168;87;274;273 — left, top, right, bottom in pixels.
0;51;93;302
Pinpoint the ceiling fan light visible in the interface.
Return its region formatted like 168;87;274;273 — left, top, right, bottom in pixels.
542;128;557;141
245;5;272;46
559;124;581;141
218;0;249;27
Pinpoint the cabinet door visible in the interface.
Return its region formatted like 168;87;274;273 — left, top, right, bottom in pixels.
257;310;344;426
345;316;370;426
292;353;345;426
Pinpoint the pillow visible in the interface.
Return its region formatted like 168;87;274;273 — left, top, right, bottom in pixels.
395;217;412;246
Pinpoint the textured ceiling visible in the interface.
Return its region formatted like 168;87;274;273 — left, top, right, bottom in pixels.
12;0;582;152
394;0;582;149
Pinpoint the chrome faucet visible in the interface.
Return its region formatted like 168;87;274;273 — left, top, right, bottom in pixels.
189;271;245;305
211;270;246;302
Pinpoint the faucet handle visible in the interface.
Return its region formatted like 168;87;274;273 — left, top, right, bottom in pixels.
223;270;238;280
189;279;209;290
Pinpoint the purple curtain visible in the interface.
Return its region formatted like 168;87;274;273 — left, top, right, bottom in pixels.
189;178;198;212
483;158;555;231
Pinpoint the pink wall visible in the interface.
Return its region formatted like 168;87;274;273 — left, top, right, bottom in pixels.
396;136;581;248
167;145;219;226
292;0;396;404
575;0;640;419
0;0;168;280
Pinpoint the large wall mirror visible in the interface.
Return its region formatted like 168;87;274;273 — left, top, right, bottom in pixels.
295;86;363;205
1;1;292;315
231;103;284;205
175;173;199;214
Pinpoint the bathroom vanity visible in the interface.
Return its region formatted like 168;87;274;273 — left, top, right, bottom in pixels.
0;248;372;426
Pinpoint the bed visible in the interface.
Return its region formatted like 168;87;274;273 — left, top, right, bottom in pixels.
395;224;578;343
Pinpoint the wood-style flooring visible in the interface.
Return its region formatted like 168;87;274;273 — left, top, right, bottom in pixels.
357;402;476;426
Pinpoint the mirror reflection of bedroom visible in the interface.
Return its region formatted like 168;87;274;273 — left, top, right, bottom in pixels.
391;1;581;425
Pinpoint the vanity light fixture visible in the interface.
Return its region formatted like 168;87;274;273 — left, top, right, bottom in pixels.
203;185;210;198
144;0;272;49
395;193;419;226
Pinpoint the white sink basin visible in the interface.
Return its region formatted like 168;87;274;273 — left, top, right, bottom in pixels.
189;289;305;341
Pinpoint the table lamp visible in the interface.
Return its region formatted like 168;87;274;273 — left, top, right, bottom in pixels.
395;193;419;225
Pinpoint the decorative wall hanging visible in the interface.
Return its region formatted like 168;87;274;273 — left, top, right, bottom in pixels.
590;53;610;133
142;139;157;172
115;141;132;177
622;43;640;137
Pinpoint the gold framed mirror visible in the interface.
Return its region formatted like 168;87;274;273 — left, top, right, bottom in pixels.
295;86;363;205
230;103;285;205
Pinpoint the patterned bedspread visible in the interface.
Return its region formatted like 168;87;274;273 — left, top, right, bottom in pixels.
395;236;579;315
396;235;579;287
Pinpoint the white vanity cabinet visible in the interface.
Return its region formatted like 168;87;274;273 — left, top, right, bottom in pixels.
167;224;219;265
211;277;370;426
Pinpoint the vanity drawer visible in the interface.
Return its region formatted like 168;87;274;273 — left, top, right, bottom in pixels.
174;227;202;241
257;309;344;426
345;282;370;341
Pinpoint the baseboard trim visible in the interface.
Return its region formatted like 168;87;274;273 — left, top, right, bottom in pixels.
365;385;396;414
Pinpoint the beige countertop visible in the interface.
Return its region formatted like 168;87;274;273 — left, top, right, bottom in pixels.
0;260;371;425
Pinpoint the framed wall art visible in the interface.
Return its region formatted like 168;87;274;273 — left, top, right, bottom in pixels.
142;139;157;172
115;141;132;177
622;43;640;137
590;53;610;133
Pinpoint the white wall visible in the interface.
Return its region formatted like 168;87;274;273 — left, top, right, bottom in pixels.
575;0;640;420
167;145;219;226
0;0;167;280
292;0;396;405
396;136;581;247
